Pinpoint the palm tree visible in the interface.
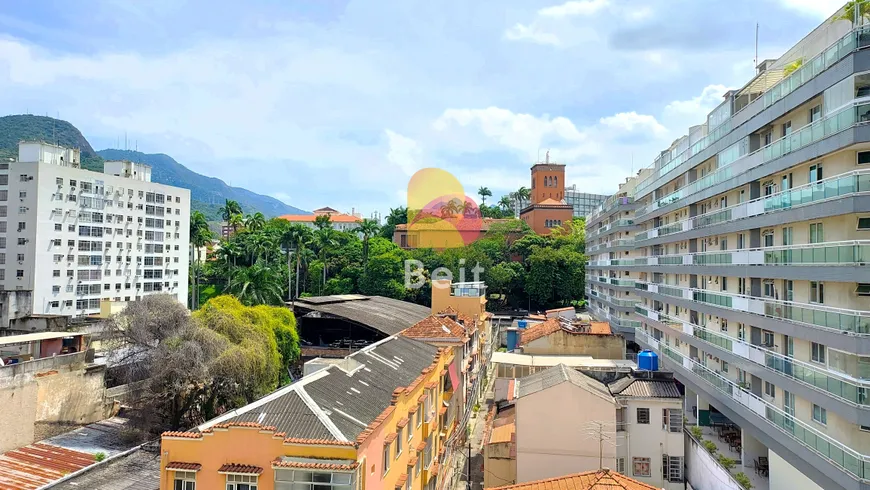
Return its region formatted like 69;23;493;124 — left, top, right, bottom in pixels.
516;186;531;202
227;213;244;234
314;214;333;230
498;195;512;211
245;212;266;232
225;262;284;305
219;199;243;233
189;210;213;309
314;228;338;292
354;219;381;269
282;224;312;300
477;187;492;206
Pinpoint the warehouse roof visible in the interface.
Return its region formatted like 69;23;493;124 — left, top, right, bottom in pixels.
293;295;430;336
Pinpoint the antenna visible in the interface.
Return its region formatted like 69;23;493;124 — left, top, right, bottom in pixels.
583;420;616;469
125;131;128;151
754;23;759;70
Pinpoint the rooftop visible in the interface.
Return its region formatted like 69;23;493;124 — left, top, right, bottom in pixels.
401;314;467;343
519;318;611;345
199;335;439;443
279;213;360;223
395;217;512;232
49;447;160;490
491;351;636;371
0;331;87;347
514;364;613;403
490;469;658;490
293;295;431;336
608;372;682;399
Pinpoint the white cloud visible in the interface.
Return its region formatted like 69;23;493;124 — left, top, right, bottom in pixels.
538;0;610;18
599;112;667;136
503;23;562;46
777;0;843;19
385;129;424;176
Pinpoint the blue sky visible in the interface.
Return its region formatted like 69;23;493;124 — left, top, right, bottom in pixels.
0;0;843;218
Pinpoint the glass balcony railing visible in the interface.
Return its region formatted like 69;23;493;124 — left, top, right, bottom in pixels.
656;312;870;406
635;170;870;243
635;329;870;482
632;26;866;201
588;196;635;224
609;278;637;287
639;282;870;334
635;101;865;220
628;240;870;268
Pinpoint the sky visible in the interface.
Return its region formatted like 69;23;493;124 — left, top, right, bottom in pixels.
0;0;846;218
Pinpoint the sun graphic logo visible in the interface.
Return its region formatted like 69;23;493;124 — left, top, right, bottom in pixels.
406;168;483;249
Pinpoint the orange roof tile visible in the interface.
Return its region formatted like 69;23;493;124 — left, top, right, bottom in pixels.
273;458;359;471
279;213;361;223
161;431;202;439
283;438;356;446
384;433;398;444
396;417;410;428
546;307;575;314
490;469;658;490
166;462;202;471
0;443;95;490
402;315;467;342
519;318;561;345
218;463;263;475
488;423;515;444
437;306;476;330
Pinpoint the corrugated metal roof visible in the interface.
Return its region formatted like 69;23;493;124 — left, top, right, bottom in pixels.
491;351;636;370
609;378;681;398
51;448;161;490
294;296;430;336
0;331;86;346
0;443;94;490
515;364;613;403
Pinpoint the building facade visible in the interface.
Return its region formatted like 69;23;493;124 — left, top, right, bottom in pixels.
586;8;870;490
1;142;190;317
280;206;362;233
564;188;607;218
519;159;574;235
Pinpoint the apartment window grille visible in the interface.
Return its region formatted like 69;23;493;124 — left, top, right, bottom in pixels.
632;457;651;477
663;409;682;432
636;408;650;424
667;456;684;482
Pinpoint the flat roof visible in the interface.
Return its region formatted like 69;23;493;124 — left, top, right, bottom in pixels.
491;351;636;370
293;295;431;336
0;332;86;347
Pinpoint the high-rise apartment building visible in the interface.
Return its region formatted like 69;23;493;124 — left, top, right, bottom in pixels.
587;9;870;490
564;187;607;218
0;142;190;317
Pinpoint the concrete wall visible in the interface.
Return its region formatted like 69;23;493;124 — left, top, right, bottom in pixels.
483;442;516;488
0;352;108;452
522;331;625;359
769;448;823;490
515;382;617;483
685;432;742;490
620;397;685;490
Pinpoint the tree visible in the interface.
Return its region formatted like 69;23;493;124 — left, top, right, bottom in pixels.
225;262;285;305
283;223;312;301
477;186;492;206
245;212;266;232
314;228;338;293
189;210;213;310
314;214;333;230
515;186;531;202
498;195;513;211
220;199;243;233
354;218;381;268
227;213;244;234
834;0;870;25
380;206;409;239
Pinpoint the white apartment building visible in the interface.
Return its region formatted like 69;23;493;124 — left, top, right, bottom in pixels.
0;141;190;317
587;7;870;490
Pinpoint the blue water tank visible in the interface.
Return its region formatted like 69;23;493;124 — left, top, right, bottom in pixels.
506;328;519;352
517;320;528;329
637;350;659;371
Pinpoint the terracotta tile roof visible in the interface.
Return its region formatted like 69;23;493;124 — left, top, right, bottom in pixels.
0;443;95;490
436;306;476;330
213;421;278;431
279;213;361;223
546;307;575;314
218;463;263;474
161;431;202;439
384;432;398;444
396;417;410;428
488;423;515;444
490;469;659;490
395;473;409;487
283;438;357;446
416;442;427;451
165;462;202;471
519;318;561;345
402;315;466;342
272;458;359;471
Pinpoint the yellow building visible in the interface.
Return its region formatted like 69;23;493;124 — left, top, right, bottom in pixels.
159;335;453;490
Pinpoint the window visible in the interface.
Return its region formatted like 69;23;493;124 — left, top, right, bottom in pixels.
810;104;822;122
857;284;870;297
763;232;774;247
632;457;651;477
809;222;824;243
616;458;625;474
667;456;684;482
396;429;403;458
663;408;682;432
810;281;824;304
383;443;391;475
417;404;423;427
762;330;774;347
55;223;62;231
765;381;776;398
811;342;826;364
859;217;870;230
812;404;827;425
809;163;823;183
782;121;792;136
225;474;257;490
16;270;23;278
721;360;729;373
52;286;60;293
52;270;60;277
173;471;196;490
636;408;649;424
763;280;775;298
274;470;354;490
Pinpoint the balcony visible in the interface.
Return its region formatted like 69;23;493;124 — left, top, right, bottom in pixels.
641;309;870;408
632;27;865;203
587;238;635;253
587;196;635;225
635;329;870;487
636;169;870;245
635;281;870;335
635;101;867;221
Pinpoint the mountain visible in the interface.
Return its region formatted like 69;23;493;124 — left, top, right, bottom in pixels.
0;114;308;221
97;149;309;220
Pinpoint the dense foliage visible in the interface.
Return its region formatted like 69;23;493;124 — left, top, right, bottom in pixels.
198;200;587;311
105;294;300;434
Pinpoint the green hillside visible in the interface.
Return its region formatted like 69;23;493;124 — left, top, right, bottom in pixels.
0;115;308;221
